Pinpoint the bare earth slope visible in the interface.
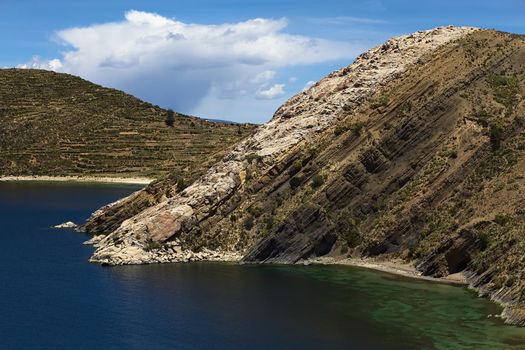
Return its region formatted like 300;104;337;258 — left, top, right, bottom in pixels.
83;27;525;325
0;69;253;179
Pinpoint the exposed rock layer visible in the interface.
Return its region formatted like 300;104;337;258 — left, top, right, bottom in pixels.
84;27;525;325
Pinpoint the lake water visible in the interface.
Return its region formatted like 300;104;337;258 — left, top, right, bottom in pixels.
1;182;525;350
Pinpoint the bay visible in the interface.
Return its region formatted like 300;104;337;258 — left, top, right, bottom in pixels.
0;182;524;350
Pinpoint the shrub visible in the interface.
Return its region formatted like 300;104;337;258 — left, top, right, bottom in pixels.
265;217;276;231
243;216;254;230
494;214;509;226
311;174;324;188
289;160;303;175
371;95;389;109
487;75;519;111
289;176;303;189
506;276;516;287
343;223;360;247
176;178;188;192
489;124;503;150
144;239;162;251
334;121;365;136
338;214;361;248
350;122;365;136
247;206;262;218
165;109;175;127
334;125;348;136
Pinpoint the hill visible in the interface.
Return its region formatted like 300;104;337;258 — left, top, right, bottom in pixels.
82;27;525;324
0;69;254;179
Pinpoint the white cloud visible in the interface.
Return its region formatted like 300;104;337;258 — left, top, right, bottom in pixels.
256;84;285;99
302;80;316;91
18;10;362;122
17;56;63;70
251;70;277;84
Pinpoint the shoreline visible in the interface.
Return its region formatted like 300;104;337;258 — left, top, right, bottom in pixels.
309;256;466;285
0;175;154;185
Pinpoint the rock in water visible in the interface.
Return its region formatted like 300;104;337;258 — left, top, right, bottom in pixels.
53;221;78;229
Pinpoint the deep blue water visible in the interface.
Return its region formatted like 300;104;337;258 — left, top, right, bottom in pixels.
1;182;525;350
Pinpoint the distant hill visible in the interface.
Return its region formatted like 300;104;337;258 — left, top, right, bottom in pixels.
0;69;255;179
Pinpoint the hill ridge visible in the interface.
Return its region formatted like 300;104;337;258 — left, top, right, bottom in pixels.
84;27;525;325
0;68;254;180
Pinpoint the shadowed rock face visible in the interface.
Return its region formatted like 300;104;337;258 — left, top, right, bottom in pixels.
84;27;525;325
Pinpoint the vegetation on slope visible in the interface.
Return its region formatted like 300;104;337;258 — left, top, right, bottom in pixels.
0;69;254;179
207;30;525;323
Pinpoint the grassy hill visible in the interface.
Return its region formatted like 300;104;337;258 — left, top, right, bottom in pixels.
0;69;255;179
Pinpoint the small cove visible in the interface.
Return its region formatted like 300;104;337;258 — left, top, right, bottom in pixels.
0;182;524;350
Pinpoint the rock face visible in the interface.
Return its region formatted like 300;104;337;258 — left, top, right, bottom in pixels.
84;27;525;325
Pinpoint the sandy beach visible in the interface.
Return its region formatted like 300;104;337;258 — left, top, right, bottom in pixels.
310;256;466;285
0;175;154;185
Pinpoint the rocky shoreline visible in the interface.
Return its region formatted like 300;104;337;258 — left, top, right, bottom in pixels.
84;235;242;265
78;27;525;327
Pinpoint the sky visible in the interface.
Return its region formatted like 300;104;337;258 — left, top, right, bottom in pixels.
1;1;524;123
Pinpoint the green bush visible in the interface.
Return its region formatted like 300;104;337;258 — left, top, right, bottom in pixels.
247;206;262;218
289;160;303;175
371;95;389;109
338;215;361;248
506;276;516;287
334;121;365;137
176;178;189;192
289;176;303;189
494;214;509;226
350;122;365;136
334;125;347;136
165;109;175;127
489;124;503;150
144;239;162;251
243;216;254;230
311;174;324;188
487;75;519;111
265;217;276;230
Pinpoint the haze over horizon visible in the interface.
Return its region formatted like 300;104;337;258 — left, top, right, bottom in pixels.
2;0;524;123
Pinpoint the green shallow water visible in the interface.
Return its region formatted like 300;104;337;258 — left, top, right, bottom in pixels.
275;264;525;349
1;182;524;349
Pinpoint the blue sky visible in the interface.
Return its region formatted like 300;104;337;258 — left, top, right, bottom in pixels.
2;0;524;123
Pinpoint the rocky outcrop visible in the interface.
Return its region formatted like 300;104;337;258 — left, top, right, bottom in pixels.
89;26;477;263
84;27;525;325
53;221;77;229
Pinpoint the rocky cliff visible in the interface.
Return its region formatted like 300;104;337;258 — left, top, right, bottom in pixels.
83;27;525;325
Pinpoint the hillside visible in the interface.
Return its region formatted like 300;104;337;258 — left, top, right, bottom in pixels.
0;69;254;179
82;27;525;325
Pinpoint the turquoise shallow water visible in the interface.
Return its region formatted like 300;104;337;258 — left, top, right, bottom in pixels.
1;182;524;349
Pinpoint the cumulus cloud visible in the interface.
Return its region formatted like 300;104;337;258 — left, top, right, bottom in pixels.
256;84;285;99
18;56;63;70
19;10;362;122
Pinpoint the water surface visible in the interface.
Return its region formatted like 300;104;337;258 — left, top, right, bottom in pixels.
1;182;524;350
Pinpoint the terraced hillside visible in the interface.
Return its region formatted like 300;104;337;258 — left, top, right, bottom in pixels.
0;69;254;179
